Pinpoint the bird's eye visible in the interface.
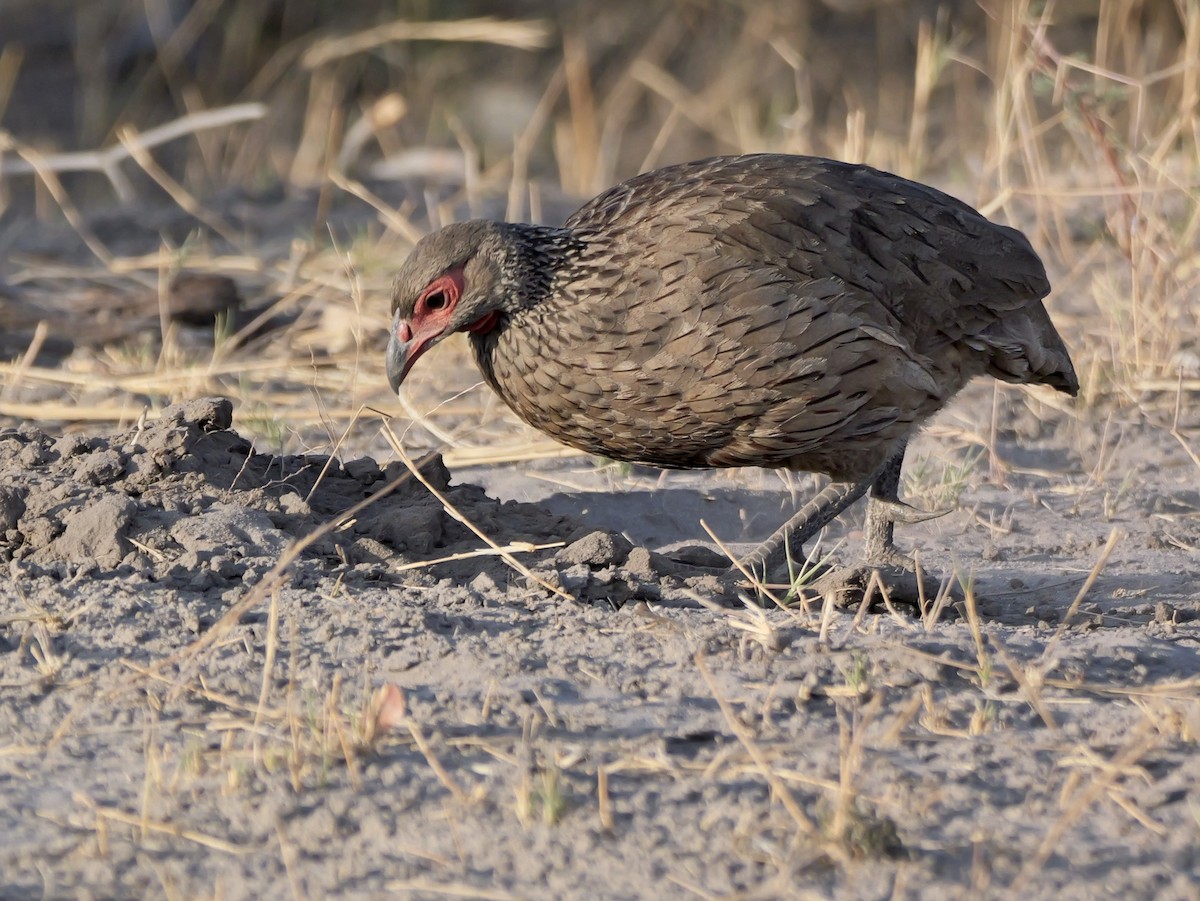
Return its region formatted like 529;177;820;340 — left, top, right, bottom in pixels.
425;291;447;311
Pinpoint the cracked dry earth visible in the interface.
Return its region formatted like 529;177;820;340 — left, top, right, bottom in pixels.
1;392;1200;900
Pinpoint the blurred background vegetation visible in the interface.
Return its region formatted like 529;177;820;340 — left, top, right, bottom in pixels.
2;1;1194;196
0;0;1196;451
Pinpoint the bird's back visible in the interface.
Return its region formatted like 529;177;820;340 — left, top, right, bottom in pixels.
476;154;1077;480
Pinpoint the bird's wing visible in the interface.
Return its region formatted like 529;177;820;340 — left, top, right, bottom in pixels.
494;238;940;474
567;153;1074;392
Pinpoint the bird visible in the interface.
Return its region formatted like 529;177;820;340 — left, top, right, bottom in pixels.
386;153;1078;585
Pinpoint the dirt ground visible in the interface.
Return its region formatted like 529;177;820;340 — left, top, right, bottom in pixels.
3;3;1200;900
2;364;1199;900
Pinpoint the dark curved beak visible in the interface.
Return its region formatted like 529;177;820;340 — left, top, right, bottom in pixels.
386;313;412;394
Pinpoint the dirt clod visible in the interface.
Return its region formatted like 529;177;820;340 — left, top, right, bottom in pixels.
33;493;136;568
558;530;634;568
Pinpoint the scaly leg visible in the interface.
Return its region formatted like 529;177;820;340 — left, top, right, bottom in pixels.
803;441;948;603
732;443;950;592
863;441;947;566
736;470;880;579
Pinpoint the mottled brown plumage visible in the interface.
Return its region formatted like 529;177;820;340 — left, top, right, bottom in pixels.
387;154;1077;576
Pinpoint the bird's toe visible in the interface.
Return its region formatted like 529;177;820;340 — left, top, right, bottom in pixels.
869;498;951;526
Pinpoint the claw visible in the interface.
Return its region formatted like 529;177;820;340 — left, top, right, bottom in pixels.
868;498;950;526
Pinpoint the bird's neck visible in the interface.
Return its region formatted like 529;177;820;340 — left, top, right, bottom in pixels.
469;222;596;397
495;222;592;313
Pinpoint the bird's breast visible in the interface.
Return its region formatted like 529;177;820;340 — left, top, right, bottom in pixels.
469;268;947;480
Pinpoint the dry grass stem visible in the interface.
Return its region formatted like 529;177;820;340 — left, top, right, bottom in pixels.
145;462;424;694
384;879;520;901
698;518;785;609
694;651;827;850
988;638;1059;732
252;591;281;735
0;103;265;196
398;719;463;801
83;802;252;856
383;421;572;601
1012;724;1160;893
1044;527;1123;659
392;541;564;572
116;126;244;249
0;135;113;265
303;18;551;70
275;821;307;901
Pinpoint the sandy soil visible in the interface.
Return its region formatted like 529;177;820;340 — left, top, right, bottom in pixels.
2;369;1199;899
2;3;1198;897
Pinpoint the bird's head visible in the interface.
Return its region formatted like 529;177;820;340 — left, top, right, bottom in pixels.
386;220;511;394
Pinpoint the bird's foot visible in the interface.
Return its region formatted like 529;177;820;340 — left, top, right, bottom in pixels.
716;557;931;609
860;545;918;571
868;498;950;527
804;546;940;608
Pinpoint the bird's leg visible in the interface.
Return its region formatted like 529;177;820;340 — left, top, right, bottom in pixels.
792;442;948;606
862;444;907;567
736;476;874;580
728;445;950;598
862;441;948;567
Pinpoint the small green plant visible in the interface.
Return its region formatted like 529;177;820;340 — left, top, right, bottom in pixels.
904;447;984;511
592;455;635;478
517;761;569;826
779;535;844;607
242;412;288;451
817;796;904;859
839;653;871;695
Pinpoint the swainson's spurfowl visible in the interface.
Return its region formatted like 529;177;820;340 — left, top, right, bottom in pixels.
386;154;1078;583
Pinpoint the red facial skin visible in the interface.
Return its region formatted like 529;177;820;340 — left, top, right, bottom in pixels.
403;267;464;364
388;268;501;390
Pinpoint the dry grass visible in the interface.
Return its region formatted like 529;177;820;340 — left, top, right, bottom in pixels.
0;1;1195;457
2;3;1199;897
119;589;1195;885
